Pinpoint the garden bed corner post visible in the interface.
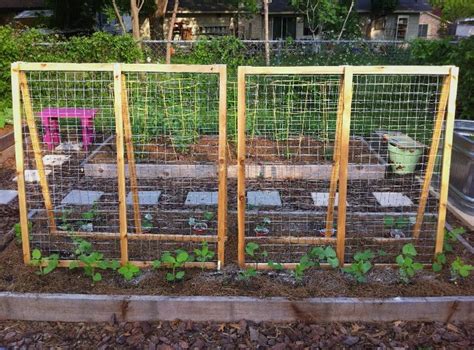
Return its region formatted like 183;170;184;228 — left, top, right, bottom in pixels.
336;66;353;267
113;63;129;265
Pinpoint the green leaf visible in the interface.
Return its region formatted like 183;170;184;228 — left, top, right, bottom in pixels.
161;253;176;264
32;249;41;260
176;251;189;264
459;265;473;277
92;272;102;282
327;257;339;268
361;261;372;274
109;260;121;270
166;272;175;282
324;246;337;258
432;262;442;272
175;271;185;280
413;262;423;271
151;260;161;269
395;255;405;266
203;211;215;221
69;261;79;269
402;243;417;257
245;242;259;256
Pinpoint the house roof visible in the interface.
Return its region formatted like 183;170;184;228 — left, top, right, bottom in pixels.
356;0;433;13
167;0;433;14
0;0;46;9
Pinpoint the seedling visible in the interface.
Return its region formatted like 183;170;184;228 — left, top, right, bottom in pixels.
443;227;465;253
58;209;74;231
118;262;141;281
432;253;446;273
30;249;59;275
396;243;423;284
293;254;312;282
161;249;193;282
254;217;271;237
69;237;117;284
13;221;32;244
450;257;473;282
189;211;215;234
238;267;257;281
245;242;268;268
308;246;339;268
343;250;375;283
194;241;215;270
267;260;284;271
383;216;414;238
142;213;154;232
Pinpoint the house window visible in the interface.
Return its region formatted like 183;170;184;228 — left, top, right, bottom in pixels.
272;17;296;39
418;24;428;38
199;26;229;36
396;16;409;40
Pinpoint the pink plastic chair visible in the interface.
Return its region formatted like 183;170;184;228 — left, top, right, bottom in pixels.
38;108;98;151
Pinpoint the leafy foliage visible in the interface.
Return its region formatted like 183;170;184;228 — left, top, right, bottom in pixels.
13;221;32;244
343;250;374;283
194;241;215;270
429;0;474;21
450;257;473;281
396;243;423;284
118;262;141;281
159;249;193;282
30;249;59;275
432;253;447;272
443;227;466;253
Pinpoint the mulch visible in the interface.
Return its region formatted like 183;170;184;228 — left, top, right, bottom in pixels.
0;319;472;349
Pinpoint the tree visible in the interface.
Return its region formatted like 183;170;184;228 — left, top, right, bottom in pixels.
130;0;145;41
166;0;179;63
429;0;474;21
291;0;361;39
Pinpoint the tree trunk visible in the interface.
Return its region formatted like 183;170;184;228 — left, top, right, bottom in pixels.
263;0;270;66
337;0;355;41
112;0;127;34
130;0;141;41
150;0;168;39
166;0;179;64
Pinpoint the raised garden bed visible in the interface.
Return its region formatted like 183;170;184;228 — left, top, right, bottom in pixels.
81;135;387;180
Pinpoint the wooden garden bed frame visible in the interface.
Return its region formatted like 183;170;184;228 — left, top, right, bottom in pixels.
237;65;459;268
11;62;228;269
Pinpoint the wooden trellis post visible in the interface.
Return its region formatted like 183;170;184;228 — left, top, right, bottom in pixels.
413;75;450;239
217;65;228;267
434;67;459;255
121;74;142;235
237;66;247;267
113;64;129;265
336;66;353;267
19;71;57;233
325;76;345;237
11;63;31;264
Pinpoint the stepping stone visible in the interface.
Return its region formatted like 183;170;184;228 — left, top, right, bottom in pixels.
43;155;70;166
0;190;18;205
55;142;83;152
247;191;282;207
13;170;52;183
126;191;161;205
311;192;348;207
185;191;218;206
373;192;413;207
61;190;104;205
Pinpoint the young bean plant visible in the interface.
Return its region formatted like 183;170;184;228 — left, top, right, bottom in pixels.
396;243;423;284
194;241;215;270
30;249;59;276
238;242;268;281
118;262;141;281
443;227;466;253
343;250;375;283
432;252;447;273
157;249;193;282
450;257;473;282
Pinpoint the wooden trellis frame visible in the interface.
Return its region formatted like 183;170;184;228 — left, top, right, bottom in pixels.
12;62;228;269
237;65;458;269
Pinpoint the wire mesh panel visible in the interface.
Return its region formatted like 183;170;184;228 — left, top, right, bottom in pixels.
237;66;458;269
346;70;451;264
12;63;227;269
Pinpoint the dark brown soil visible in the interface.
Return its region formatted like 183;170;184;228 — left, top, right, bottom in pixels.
0;319;473;349
0;240;472;298
89;136;381;165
